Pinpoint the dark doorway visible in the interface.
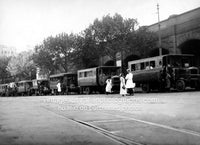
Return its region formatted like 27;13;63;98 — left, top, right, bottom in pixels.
179;39;200;66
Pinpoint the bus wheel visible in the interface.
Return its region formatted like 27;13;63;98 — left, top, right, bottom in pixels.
142;83;150;93
85;87;90;95
176;80;185;91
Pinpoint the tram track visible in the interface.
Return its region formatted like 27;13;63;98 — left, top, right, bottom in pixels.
42;100;200;145
100;111;200;137
42;106;143;145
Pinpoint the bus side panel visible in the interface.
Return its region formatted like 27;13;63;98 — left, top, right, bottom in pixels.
50;81;58;90
133;68;162;83
78;68;98;87
78;76;97;87
17;85;25;93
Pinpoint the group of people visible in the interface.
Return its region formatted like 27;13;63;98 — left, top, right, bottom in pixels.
106;69;135;96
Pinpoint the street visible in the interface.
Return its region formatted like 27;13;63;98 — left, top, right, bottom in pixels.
0;91;200;145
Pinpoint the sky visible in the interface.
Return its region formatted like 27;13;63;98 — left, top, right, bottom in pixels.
0;0;199;52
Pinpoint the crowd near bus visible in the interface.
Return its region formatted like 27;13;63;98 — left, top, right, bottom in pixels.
0;54;200;97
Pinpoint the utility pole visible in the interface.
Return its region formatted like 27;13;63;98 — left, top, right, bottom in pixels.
173;24;177;54
157;3;162;56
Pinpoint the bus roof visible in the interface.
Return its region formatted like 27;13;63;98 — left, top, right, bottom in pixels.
18;80;32;83
49;72;76;78
128;54;194;64
0;84;8;86
78;66;120;72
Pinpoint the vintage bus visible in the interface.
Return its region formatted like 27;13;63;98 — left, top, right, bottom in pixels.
128;54;200;92
17;80;33;96
78;66;120;94
0;84;8;96
49;72;79;95
7;82;18;96
31;79;51;95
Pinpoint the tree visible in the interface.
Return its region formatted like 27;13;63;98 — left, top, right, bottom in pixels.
90;13;138;60
125;26;158;58
7;51;36;81
0;57;11;83
75;28;102;68
33;33;77;74
32;13;158;72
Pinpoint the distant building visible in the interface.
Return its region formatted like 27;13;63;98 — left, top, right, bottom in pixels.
0;45;17;58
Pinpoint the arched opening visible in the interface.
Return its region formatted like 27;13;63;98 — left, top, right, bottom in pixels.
104;60;115;66
149;48;169;57
179;39;200;66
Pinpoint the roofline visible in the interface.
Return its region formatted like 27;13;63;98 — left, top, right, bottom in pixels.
148;7;200;27
128;54;194;63
18;80;32;83
78;66;120;72
49;72;76;78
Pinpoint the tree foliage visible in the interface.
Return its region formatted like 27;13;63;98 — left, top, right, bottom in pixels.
32;13;158;73
33;33;77;74
125;26;158;57
90;13;138;60
7;51;36;80
0;57;11;83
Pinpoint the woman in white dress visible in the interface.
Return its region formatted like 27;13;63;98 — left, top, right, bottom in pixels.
125;69;135;96
57;81;61;95
105;77;112;94
120;73;127;96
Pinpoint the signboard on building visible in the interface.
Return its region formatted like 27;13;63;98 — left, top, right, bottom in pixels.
36;67;48;80
116;60;122;67
116;52;122;66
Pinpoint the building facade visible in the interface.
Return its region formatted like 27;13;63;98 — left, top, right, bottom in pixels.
147;7;200;65
0;45;17;58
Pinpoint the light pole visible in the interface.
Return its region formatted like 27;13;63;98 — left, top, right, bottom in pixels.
157;3;162;56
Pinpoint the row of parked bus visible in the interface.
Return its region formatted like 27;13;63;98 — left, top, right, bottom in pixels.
0;66;121;96
1;54;200;96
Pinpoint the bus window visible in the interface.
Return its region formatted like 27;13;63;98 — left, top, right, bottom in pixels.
145;62;149;67
135;63;140;71
87;71;93;77
159;60;162;66
79;72;84;78
182;58;190;67
83;71;93;77
131;64;135;71
145;62;150;70
141;63;145;70
150;61;155;68
84;72;87;77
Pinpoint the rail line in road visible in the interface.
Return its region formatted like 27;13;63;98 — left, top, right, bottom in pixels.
41;95;200;145
43;106;143;145
100;111;200;137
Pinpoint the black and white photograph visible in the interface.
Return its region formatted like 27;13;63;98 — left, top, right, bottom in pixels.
0;0;200;144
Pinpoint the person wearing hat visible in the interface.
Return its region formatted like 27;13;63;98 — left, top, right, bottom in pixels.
125;69;135;96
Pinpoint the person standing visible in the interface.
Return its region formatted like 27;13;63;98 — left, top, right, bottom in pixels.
119;73;127;96
56;81;61;95
105;77;112;94
125;69;135;96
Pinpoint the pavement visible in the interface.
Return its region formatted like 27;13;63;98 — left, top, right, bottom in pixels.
0;91;200;145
